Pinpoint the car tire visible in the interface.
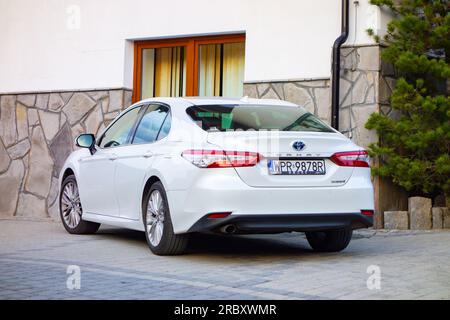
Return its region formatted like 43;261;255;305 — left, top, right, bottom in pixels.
143;181;189;255
60;174;100;234
305;228;353;252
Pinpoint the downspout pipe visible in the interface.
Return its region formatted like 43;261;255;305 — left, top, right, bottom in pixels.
331;0;350;130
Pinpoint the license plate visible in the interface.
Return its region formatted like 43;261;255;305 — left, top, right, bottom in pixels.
268;159;326;175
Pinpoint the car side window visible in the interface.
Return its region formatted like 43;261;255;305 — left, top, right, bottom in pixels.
132;105;170;144
157;112;171;140
98;107;141;148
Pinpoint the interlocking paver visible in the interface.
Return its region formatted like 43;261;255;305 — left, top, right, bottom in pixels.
0;219;449;299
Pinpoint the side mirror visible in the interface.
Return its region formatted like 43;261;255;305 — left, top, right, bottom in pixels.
76;134;96;155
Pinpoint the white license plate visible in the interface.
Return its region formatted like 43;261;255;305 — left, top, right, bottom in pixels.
268;159;326;175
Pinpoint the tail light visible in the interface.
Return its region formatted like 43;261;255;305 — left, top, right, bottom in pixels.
361;210;374;217
207;212;231;219
181;149;261;168
330;150;370;167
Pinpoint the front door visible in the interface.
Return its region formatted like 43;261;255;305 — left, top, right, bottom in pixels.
78;106;142;217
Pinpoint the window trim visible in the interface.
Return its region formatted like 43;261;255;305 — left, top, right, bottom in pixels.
132;34;245;103
130;102;172;145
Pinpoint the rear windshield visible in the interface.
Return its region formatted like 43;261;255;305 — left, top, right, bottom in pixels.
186;105;334;133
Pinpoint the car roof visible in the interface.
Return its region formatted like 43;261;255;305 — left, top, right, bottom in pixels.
136;96;298;108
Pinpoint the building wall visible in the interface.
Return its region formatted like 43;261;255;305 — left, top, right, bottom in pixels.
0;0;384;93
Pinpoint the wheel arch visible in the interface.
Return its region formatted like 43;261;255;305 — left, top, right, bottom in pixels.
141;175;163;215
62;168;75;182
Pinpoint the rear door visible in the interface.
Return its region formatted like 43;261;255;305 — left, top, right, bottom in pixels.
114;104;171;220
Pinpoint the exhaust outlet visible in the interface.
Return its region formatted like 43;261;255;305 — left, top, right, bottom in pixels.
220;224;236;234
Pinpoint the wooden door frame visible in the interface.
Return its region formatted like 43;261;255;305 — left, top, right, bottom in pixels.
132;34;245;103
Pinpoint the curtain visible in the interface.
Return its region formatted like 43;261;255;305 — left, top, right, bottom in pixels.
222;42;245;97
141;46;186;99
198;44;221;96
198;42;245;97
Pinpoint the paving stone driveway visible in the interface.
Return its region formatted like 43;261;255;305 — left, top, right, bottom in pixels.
0;219;449;300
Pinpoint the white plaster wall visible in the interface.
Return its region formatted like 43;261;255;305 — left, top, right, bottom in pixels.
0;0;385;93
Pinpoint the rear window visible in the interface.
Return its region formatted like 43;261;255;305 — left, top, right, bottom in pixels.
186;105;334;133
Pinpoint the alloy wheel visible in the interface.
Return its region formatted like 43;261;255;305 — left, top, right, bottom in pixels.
146;190;165;247
61;181;82;228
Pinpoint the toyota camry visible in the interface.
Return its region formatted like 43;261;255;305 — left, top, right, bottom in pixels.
59;97;374;255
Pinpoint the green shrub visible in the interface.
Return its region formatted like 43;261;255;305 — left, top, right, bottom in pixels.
365;0;450;197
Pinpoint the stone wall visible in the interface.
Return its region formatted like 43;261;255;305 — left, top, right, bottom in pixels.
244;78;332;125
0;89;132;219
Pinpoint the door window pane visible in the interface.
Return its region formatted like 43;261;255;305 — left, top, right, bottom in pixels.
157;112;172;140
198;42;245;97
99;107;141;148
132;105;170;144
141;47;186;99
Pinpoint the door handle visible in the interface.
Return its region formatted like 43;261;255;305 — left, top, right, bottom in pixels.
143;151;153;158
109;154;118;161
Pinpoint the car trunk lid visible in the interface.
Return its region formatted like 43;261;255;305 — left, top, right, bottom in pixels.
207;131;359;187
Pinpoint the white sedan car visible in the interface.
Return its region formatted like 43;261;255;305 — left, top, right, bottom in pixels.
59;97;374;255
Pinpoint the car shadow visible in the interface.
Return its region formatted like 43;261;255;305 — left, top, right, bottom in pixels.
96;226;314;257
186;232;313;256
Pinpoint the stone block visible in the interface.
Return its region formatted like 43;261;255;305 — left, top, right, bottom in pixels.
443;208;450;229
7;139;30;159
384;211;409;230
124;90;132;108
0;138;10;173
315;87;331;123
88;90;108;101
24;126;53;198
260;87;280;100
256;83;270;97
48;93;65;111
35;94;49;110
17;94;36;107
38;110;59;141
350;72;370;104
49;125;73;174
357;46;380;71
108;90;124;112
409;197;432;230
28;108;39;126
83;104;103;135
349;104;378;147
243;84;258;98
63;92;96;125
60;92;73;103
16;103;29;140
283;83;314;113
0;160;24;217
47;177;59;207
432;207;444;229
0;95;18;147
16;193;46;218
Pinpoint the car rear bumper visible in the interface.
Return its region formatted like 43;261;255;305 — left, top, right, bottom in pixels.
166;168;374;234
187;213;373;234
